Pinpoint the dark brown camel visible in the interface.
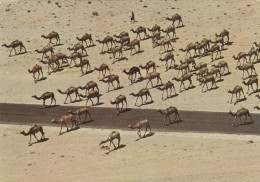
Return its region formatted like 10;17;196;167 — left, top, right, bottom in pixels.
20;125;45;145
128;39;141;55
148;24;161;32
158;106;181;125
2;40;27;56
215;29;229;43
32;92;56;108
41;31;60;45
159;52;175;70
76;33;94;47
77;59;91;75
113;31;129;39
166;14;183;27
180;57;197;71
122;66;142;83
208;44;222;61
68;52;82;67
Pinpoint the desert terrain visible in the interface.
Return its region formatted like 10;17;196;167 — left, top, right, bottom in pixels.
1;0;260;181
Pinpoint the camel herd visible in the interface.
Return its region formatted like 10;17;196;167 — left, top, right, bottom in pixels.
2;12;258;147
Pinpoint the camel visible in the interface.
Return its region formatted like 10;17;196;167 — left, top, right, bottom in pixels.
68;43;87;55
41;31;60;45
148;31;161;46
161;25;176;39
236;62;257;79
195;41;208;56
76;33;94;47
128;119;151;139
55;52;69;66
20;125;45;145
201;38;212;49
40;55;60;74
113;31;129;39
77;59;91;75
208;67;221;80
212;60;229;75
129;88;153;106
140;71;163;88
180;57;197;71
122;66;142;83
228;85;246;103
247;47;258;63
35;45;54;60
158;81;177;100
94;63;111;78
159;52;175;70
130;26;149;40
68;107;92;124
110;94;127;113
78;81;99;94
228;108;253;127
233;52;248;66
158;106;181;125
139;61;157;74
2;40;27;56
128;39;141;55
173;63;190;77
198;74;217;92
111;45;123;61
57;86;80;104
242;76;258;94
194;67;208;80
148;24;161;32
172;73;193;92
51;114;77;135
208;44;222;61
99;131;120;151
68;52;82;67
32;92;56;108
253;42;260;56
166;14;183;27
100;74;121;92
96;36;116;52
211;37;225;50
195;62;207;70
114;36;130;48
79;90;101;106
215;29;229;43
179;43;197;57
28;64;43;81
157;39;173;53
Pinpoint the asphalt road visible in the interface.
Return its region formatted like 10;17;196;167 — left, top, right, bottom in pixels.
0;103;259;135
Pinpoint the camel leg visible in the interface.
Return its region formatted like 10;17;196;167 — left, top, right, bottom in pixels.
90;98;94;106
232;116;237;127
64;95;69;104
59;124;63;134
137;129;141;138
29;134;32;144
43;100;46;108
33;134;39;142
111;82;116;90
135;97;138;106
111;141;116;150
230;94;233;103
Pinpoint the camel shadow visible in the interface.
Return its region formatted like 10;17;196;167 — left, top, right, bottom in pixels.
117;108;132;116
129;78;143;85
225;41;233;46
171;37;179;41
59;126;80;135
10;51;27;57
235;121;254;128
148;83;164;89
100;50;110;55
131;50;144;56
93;102;104;106
176;25;185;28
40;104;60;109
28;138;49;146
213;56;224;61
78;119;94;125
34;77;47;83
221;48;228;51
140;37;150;41
112;57;128;64
137;100;154;107
107;86;124;93
160;48;174;54
204;86;219;92
216;78;224;83
86;44;96;48
253;59;260;64
105;144;126;155
165;119;183;126
135;132;155;141
222;72;231;76
254;106;260;110
163;93;179;100
70;98;83;103
249;89;260;96
234;97;247;105
181;85;196;92
80;70;94;77
53;43;64;47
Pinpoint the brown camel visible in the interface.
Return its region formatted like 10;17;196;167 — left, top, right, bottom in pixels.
253;42;260;57
148;24;161;32
208;67;221;80
111;44;123;61
242;76;258;94
172;73;193;92
20;125;45;145
114;36;130;48
236;62;257;79
2;40;27;56
228;85;246;103
128;39;141;55
100;74;121;92
57;86;80;104
247;47;258;63
40;55;60;74
68;52;82;67
198;74;217;92
113;31;129;39
94;63;111;78
128;119;152;139
28;64;43;81
140;71;163;88
208;44;222;61
173;63;190;77
233;52;248;66
79;90;101;106
139;61;157;74
212;60;229;75
158;106;181;125
179;43;197;57
110;94;127;113
158;81;177;100
195;41;208;56
78;59;91;75
228;108;253;127
157;39;173;53
32;92;56;108
180;57;197;71
96;36;116;52
76;33;94;47
78;81;99;94
41;31;60;45
68;43;88;55
35;45;54;60
51;114;77;135
130;26;148;40
159;52;175;70
213;37;225;49
122;66;142;83
194;67;208;80
148;31;161;47
68;107;92;124
55;52;69;66
166;14;184;27
195;62;207;70
215;29;229;43
201;38;212;49
129;88;153;106
161;25;176;39
99;131;120;151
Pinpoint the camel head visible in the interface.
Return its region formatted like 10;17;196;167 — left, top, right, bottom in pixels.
31;95;37;98
227;89;232;93
129;92;134;96
68;110;72;114
166;17;171;20
235;65;241;70
20;131;26;135
127;124;133;129
122;69;126;73
2;44;7;47
50;119;57;123
256;94;260;99
227;111;233;115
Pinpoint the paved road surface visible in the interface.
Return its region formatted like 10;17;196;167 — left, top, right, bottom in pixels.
0;103;259;135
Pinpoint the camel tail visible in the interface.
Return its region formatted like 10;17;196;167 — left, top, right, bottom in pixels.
28;69;33;73
57;89;66;94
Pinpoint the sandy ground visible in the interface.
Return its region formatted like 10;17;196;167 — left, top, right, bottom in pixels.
0;0;260;112
0;124;260;182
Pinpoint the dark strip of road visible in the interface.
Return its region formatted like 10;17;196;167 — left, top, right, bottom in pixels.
0;103;259;135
